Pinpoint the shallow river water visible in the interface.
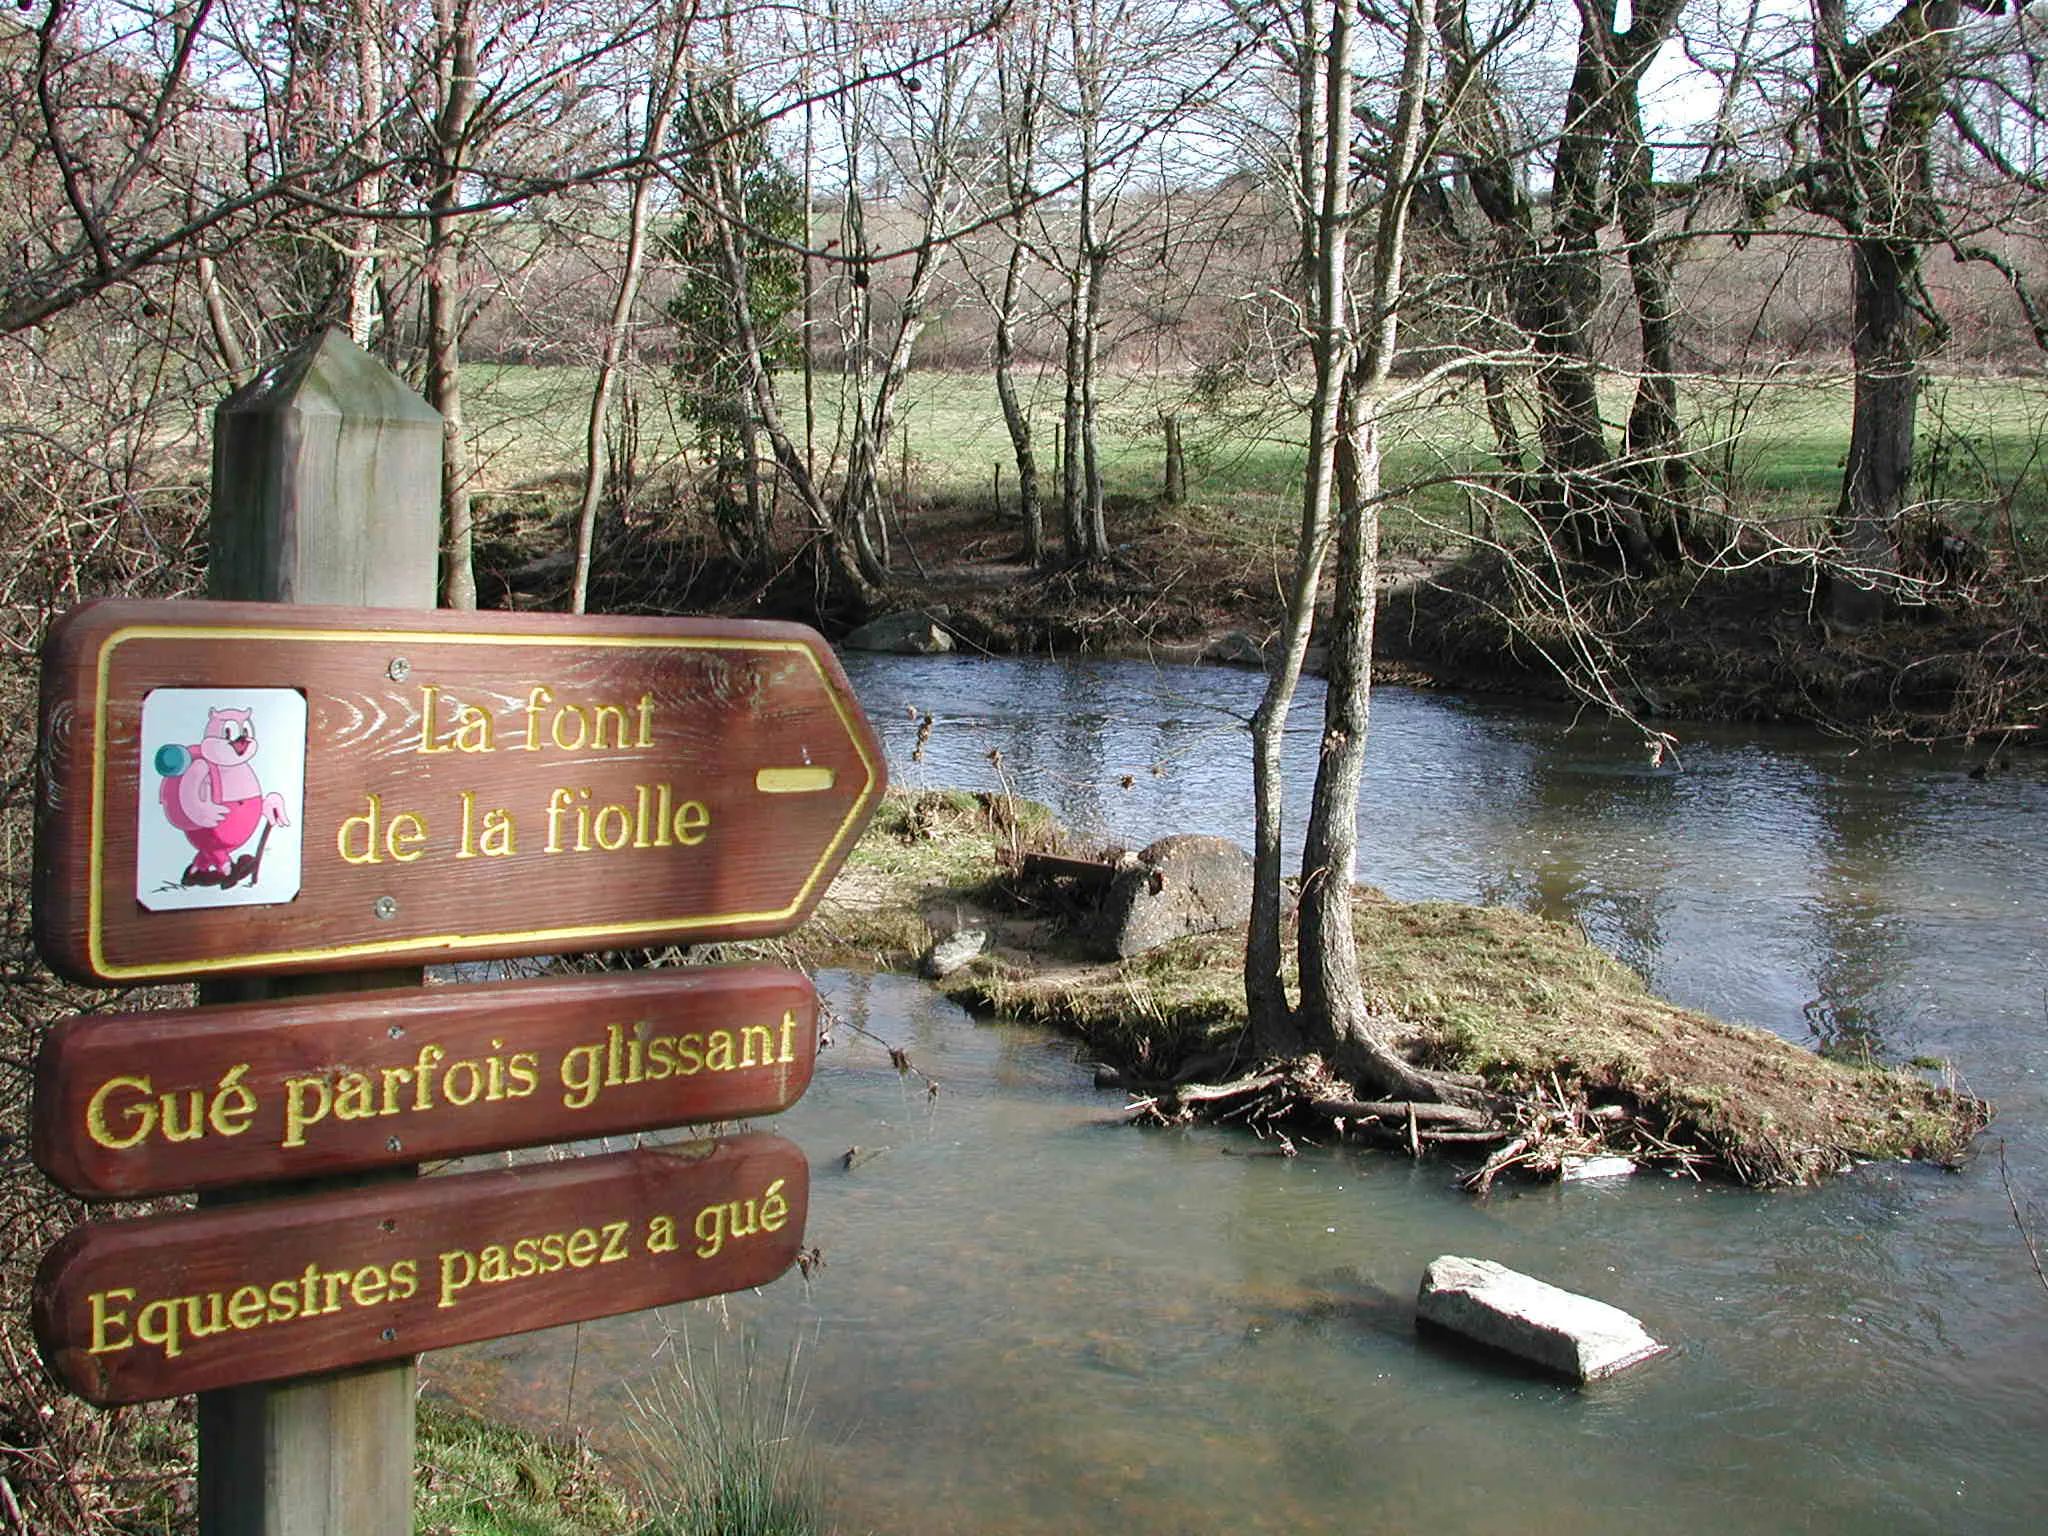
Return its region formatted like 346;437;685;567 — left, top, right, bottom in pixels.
433;655;2048;1534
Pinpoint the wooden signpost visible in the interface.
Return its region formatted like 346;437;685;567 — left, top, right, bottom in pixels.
26;331;883;1534
32;967;817;1198
35;1136;809;1406
35;601;884;984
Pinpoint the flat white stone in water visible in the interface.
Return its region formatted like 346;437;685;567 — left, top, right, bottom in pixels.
1416;1255;1667;1382
1560;1154;1638;1182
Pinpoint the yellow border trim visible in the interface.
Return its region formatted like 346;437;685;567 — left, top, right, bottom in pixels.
86;623;883;980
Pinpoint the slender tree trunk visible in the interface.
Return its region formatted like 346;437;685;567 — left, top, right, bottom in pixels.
994;240;1044;562
1296;0;1427;1091
425;0;478;610
1060;262;1089;558
1081;241;1108;560
1246;0;1353;1059
1807;0;1955;620
570;27;681;614
1834;236;1917;611
346;2;385;346
196;256;246;379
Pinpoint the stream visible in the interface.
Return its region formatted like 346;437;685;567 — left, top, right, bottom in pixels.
431;654;2048;1533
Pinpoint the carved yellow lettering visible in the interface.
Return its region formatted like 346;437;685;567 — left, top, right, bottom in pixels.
338;796;384;864
740;1024;773;1068
506;1052;540;1098
673;799;710;846
759;1178;790;1234
378;1065;414;1116
389;1260;419;1301
590;703;629;749
552;705;588;751
349;1266;389;1307
85;1076;155;1150
438;1250;475;1308
593;803;630;850
267;1279;301;1322
333;1072;376;1121
479;807;516;857
477;1245;512;1284
646;1215;678;1254
207;1065;257;1137
600;1220;631;1262
522;686;552;750
561;1043;601;1109
321;1271;351;1313
282;1075;330;1147
545;787;574;852
635;692;656;747
387;811;427;862
413;1044;444;1111
453;704;493;752
136;1299;184;1359
693;1203;726;1259
417;685;452;753
226;1286;266;1335
566;1228;599;1268
184;1292;229;1340
706;1031;736;1073
441;1059;481;1106
157;1088;204;1143
89;1289;135;1353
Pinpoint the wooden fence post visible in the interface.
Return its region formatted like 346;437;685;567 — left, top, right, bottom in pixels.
197;327;440;1535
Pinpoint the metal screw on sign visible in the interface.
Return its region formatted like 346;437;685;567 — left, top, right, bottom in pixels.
387;657;410;681
374;896;398;920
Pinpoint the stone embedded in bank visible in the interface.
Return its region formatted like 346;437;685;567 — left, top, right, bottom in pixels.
843;610;955;654
1415;1255;1667;1382
1093;833;1254;959
920;927;987;978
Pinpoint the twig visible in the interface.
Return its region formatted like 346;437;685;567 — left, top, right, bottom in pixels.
2001;1140;2048;1298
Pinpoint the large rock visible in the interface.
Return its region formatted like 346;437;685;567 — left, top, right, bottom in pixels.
1202;631;1267;668
843;610;954;655
1415;1255;1667;1382
920;927;987;979
1094;834;1253;959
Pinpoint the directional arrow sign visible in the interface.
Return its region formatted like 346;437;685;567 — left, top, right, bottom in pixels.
33;967;818;1198
34;1135;809;1406
35;601;886;984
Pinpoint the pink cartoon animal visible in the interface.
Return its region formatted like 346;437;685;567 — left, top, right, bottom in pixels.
156;707;292;888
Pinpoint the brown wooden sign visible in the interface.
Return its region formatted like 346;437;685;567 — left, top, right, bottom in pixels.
34;600;886;985
34;1134;809;1406
33;968;816;1199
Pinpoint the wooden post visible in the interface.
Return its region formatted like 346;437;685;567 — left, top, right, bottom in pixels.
198;327;440;1536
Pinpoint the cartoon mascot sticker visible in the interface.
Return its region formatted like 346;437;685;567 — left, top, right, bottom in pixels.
137;689;307;911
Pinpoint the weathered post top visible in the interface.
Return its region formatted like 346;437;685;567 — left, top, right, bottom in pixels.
208;326;441;608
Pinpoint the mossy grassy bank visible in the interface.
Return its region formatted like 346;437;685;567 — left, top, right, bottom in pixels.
796;791;1990;1189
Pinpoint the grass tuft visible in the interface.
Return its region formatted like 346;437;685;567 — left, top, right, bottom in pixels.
625;1327;826;1536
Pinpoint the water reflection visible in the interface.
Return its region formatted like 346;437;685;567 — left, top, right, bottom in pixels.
436;656;2048;1534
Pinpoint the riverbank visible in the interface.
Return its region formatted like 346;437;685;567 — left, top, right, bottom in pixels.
492;486;2043;746
785;790;1991;1188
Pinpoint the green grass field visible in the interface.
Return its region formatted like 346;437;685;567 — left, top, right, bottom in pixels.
464;364;2048;558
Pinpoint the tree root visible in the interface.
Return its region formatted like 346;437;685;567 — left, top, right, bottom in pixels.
1122;1054;1745;1193
1125;1058;1513;1159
